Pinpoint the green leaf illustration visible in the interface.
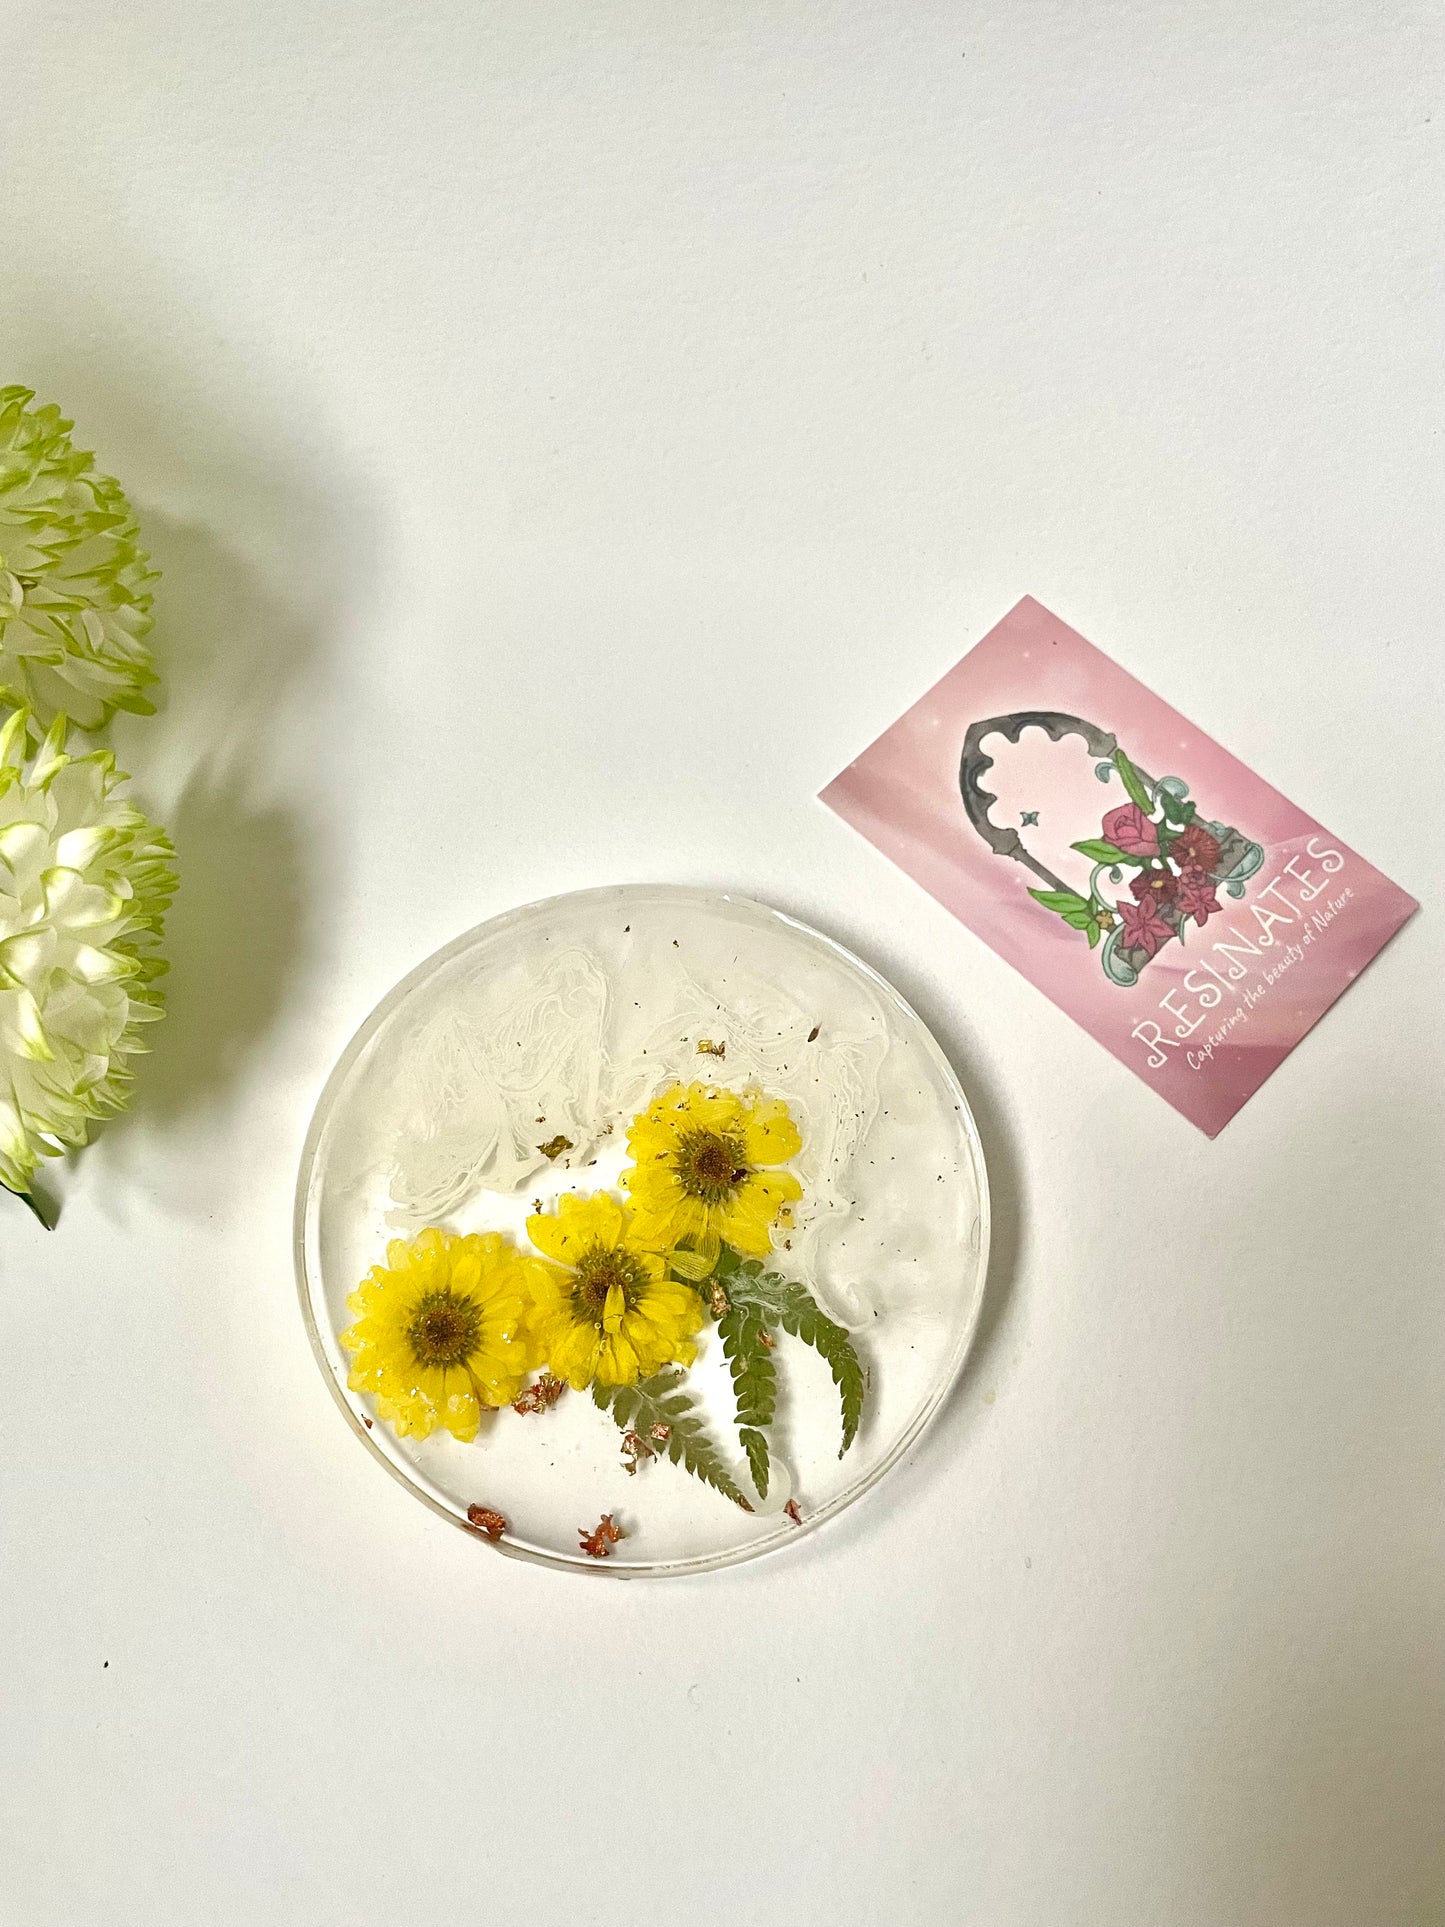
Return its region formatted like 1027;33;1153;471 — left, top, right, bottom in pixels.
717;1296;777;1497
1027;887;1092;916
1061;907;1104;947
592;1369;749;1509
1112;747;1154;813
1070;838;1132;865
1035;889;1104;948
1158;789;1197;828
717;1249;865;1456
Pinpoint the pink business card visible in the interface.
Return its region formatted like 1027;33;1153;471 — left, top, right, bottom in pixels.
822;597;1418;1135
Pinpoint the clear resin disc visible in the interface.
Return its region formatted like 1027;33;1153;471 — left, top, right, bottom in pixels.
295;886;988;1576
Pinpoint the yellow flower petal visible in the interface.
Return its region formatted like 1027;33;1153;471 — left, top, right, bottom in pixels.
525;1212;572;1263
742;1097;803;1167
576;1191;624;1248
718;1210;772;1257
438;1369;481;1442
599;1330;640;1382
734;1169;802;1220
551;1321;602;1390
529;1190;633;1264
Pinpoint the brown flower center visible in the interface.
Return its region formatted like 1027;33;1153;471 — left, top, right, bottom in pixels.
406;1288;483;1368
572;1244;648;1324
674;1128;751;1203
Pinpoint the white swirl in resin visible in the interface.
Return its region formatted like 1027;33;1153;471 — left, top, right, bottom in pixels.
382;942;888;1324
387;946;608;1218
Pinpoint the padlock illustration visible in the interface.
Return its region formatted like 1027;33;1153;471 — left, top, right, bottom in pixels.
959;711;1264;985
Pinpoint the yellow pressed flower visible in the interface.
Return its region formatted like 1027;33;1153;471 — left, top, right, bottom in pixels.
620;1082;802;1273
525;1192;704;1390
340;1227;535;1442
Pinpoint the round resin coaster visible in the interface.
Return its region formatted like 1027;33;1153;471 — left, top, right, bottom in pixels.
295;886;988;1576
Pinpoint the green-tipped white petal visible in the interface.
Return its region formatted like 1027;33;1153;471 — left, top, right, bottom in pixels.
41;868;123;928
0;387;158;732
7;986;55;1060
0;707;28;768
53;824;116;870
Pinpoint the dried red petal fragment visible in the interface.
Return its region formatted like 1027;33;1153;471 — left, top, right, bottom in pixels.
784;1499;802;1526
620;1429;654;1475
512;1374;567;1416
648;1422;671;1443
578;1513;625;1558
466;1505;508;1541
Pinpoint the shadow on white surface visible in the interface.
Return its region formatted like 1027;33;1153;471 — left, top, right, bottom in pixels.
1166;1538;1445;1927
110;510;313;1129
1;306;371;1220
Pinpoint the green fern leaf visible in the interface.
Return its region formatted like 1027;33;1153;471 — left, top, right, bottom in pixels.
775;1288;866;1458
737;1427;769;1494
717;1297;777;1497
716;1249;866;1457
591;1369;749;1509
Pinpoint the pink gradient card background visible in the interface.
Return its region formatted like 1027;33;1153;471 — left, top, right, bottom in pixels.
821;597;1418;1135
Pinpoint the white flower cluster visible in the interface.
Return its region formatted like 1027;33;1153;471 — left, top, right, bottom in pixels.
0;388;175;1205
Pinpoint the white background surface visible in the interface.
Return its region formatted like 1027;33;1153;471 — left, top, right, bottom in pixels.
2;6;1441;1924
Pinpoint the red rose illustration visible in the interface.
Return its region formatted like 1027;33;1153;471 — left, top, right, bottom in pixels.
1117;896;1173;958
1103;803;1159;857
1129;865;1180;906
1177;866;1221;925
1170;822;1222;873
